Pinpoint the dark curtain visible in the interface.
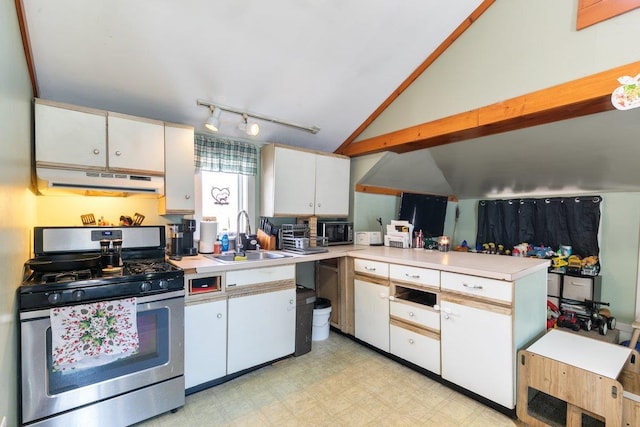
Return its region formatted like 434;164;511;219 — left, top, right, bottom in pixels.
476;196;601;256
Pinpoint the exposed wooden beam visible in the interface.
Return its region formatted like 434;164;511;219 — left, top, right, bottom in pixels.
355;184;458;202
15;0;38;97
338;61;640;157
577;0;640;30
334;0;496;155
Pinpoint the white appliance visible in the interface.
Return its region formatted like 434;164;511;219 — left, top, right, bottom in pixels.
36;167;164;196
355;231;382;246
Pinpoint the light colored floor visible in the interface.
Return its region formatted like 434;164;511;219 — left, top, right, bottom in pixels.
136;332;521;426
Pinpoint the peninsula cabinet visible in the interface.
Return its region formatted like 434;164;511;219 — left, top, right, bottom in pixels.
260;143;350;217
440;269;547;409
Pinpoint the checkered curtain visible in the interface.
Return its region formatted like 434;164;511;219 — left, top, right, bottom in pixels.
194;133;258;176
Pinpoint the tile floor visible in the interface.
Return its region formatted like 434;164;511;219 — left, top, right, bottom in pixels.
135;332;521;426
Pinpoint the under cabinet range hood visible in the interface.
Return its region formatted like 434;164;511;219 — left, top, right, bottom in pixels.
35;167;164;197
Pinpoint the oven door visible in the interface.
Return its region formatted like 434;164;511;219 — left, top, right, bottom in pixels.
20;291;184;425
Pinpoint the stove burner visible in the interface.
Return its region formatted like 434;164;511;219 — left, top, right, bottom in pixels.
41;269;93;284
125;261;173;275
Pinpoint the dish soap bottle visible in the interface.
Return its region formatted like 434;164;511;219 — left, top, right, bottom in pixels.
221;229;229;252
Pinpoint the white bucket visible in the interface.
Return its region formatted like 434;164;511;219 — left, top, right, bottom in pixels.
312;306;332;341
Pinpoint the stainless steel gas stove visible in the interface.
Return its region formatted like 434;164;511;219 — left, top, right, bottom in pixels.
19;226;185;427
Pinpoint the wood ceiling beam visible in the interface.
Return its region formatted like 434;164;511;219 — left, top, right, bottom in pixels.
337;61;640;157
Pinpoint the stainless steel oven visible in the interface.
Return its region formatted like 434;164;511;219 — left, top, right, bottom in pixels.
19;226;185;427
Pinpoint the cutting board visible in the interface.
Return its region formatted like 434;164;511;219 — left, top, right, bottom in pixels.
257;229;276;250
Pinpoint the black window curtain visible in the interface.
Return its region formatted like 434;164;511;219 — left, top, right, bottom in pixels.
476;196;602;256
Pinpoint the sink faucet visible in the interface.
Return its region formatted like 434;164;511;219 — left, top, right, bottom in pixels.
236;210;252;253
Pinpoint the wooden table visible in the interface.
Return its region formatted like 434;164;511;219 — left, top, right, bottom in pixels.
517;329;632;426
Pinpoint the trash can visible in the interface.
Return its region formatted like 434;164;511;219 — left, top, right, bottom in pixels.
295;285;316;356
312;297;332;341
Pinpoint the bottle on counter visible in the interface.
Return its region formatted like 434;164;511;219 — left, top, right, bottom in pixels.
221;229;229;252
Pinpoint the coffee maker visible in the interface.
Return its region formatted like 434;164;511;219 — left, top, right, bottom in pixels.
181;219;198;256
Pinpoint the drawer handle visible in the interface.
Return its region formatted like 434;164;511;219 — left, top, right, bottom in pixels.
228;283;236;287
569;281;585;286
405;273;420;279
365;266;377;272
463;283;483;290
409;339;414;345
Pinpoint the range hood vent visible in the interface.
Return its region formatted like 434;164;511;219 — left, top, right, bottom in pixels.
36;167;164;197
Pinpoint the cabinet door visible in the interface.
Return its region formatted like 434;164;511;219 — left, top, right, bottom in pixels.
108;114;164;173
35;101;107;168
227;288;296;374
272;147;316;216
314;154;350;216
160;124;195;214
390;324;440;374
354;279;389;352
440;299;514;408
184;299;227;389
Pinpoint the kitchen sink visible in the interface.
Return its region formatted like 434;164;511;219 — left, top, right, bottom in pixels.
206;251;292;263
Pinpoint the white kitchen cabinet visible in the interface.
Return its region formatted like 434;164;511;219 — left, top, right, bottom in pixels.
354;278;390;352
227;287;296;375
35;99;107;169
34;98;165;176
107;113;164;174
260;143;350;217
159;123;195;214
390;323;440;374
184;298;227;389
440;297;512;407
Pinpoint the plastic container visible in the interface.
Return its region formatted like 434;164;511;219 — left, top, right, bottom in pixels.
312;298;332;341
221;231;229;252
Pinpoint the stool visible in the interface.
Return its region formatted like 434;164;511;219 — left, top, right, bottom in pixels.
628;320;640;349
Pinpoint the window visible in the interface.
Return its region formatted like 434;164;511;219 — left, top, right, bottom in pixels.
195;171;255;237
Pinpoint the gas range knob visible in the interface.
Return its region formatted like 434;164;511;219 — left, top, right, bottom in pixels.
47;292;62;304
72;290;85;301
158;279;169;289
140;281;152;292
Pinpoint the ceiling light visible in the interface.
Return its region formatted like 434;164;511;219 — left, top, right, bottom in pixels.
197;99;320;134
238;114;260;136
205;106;221;132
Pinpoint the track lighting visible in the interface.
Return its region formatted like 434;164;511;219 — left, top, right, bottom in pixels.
197;99;320;134
205;106;221;132
238;114;259;136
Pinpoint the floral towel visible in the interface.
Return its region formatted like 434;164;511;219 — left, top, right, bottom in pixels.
50;297;139;372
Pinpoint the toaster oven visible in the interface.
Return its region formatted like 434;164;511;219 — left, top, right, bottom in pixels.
317;221;353;246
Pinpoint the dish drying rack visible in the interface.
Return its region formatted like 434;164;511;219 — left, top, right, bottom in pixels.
281;224;328;254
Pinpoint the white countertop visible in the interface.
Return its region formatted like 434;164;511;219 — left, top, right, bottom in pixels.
170;244;549;281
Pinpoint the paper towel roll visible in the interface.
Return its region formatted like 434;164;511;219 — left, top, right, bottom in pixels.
199;221;218;253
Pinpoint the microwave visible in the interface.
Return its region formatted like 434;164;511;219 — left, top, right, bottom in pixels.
317;221;353;245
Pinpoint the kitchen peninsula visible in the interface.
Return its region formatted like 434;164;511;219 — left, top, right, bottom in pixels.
170;246;548;413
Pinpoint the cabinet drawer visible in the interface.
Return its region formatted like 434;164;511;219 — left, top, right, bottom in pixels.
562;275;598;301
390;264;439;288
441;272;512;304
547;273;561;297
226;265;295;288
390;300;439;331
390;324;440;374
354;258;389;278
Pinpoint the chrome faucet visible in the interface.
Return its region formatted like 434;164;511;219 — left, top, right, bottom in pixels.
236;210;252;253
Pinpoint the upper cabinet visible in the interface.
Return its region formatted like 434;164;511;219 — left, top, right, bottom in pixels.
159;123;195;215
107;113;164;174
34;98;164;176
35;100;107;169
260;144;350;217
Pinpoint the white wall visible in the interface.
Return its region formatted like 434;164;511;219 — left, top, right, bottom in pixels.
0;2;36;425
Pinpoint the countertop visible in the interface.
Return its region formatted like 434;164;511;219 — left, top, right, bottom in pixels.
170;245;549;281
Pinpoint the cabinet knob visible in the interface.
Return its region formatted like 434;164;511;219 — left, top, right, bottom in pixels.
379;292;386;299
309;202;313;207
93;149;100;155
409;339;414;345
409;312;414;317
289;299;294;305
443;314;450;320
217;313;222;319
185;194;191;200
115;150;122;156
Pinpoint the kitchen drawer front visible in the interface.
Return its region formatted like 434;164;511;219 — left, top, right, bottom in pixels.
390;300;439;331
390;264;439;289
390;324;440;374
562;275;597;301
441;272;513;304
354;258;389;279
226;264;295;288
547;273;561;297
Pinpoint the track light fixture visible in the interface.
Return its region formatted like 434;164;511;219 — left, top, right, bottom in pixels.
197;99;320;134
205;106;221;132
238;114;260;136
